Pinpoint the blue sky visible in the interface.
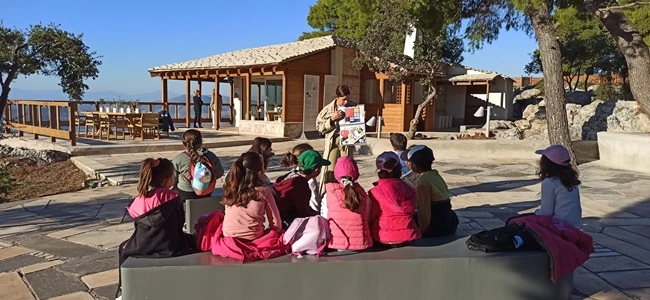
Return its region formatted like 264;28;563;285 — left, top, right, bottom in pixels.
4;0;539;95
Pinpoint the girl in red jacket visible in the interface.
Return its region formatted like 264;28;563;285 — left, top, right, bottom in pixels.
368;152;421;246
321;156;373;251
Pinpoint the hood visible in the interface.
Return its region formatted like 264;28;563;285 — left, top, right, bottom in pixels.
274;170;306;191
127;188;179;218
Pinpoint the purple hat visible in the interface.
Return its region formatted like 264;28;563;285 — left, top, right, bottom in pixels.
536;145;571;166
334;156;359;181
376;152;400;172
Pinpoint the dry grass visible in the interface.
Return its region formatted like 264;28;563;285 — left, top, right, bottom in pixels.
1;158;87;202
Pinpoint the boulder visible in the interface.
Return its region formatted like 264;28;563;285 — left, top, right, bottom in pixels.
514;88;542;101
496;128;523;140
0;145;70;165
523;103;546;122
514;119;531;130
565;91;593;105
483;120;515;130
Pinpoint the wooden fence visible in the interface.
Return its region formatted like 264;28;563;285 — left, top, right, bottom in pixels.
2;100;233;146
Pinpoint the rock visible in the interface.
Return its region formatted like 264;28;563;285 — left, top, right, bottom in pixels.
523;103;546;122
587;85;599;92
0;145;69;165
521;100;650;141
514;88;542;101
496;128;523;140
565;91;593;105
514;119;531;130
483;120;515;130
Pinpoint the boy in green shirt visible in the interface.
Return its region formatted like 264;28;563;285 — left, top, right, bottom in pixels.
400;145;459;237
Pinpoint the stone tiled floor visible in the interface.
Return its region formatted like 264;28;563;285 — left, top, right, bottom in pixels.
1;141;650;299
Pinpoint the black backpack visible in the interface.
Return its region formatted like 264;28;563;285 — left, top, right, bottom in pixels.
466;222;539;253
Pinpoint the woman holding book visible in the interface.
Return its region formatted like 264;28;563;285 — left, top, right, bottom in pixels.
315;85;357;194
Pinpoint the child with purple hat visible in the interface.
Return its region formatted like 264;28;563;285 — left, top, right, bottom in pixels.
534;145;582;227
368;152;421;246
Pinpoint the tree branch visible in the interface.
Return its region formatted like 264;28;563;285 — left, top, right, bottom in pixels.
599;1;650;11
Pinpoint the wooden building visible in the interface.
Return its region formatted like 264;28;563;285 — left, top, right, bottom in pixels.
148;36;513;137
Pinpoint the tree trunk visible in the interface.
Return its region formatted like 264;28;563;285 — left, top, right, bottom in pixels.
407;88;436;140
583;0;650;114
584;74;590;91
528;4;578;166
0;86;10;125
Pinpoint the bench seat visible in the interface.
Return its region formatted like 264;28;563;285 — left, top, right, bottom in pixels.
121;236;573;300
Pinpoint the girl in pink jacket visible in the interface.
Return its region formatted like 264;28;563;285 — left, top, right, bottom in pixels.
368;152;421;246
321;157;373;251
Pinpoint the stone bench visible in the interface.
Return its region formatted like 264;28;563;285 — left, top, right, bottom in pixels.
184;196;224;234
121;236;573;300
598;132;650;174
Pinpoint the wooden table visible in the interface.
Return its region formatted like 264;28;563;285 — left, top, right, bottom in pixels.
266;111;281;121
91;112;141;140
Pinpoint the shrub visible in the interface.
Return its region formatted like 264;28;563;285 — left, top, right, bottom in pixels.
0;170;15;202
534;79;545;94
594;81;623;101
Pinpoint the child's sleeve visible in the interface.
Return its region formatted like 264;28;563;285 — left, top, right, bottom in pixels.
291;182;318;217
263;188;283;231
210;153;225;179
368;191;379;224
535;179;556;217
416;183;433;232
320;194;328;218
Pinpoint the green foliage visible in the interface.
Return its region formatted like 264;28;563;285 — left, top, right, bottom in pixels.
461;0;530;51
594;79;623;101
299;0;378;40
0;170;15;202
0;22;102;117
534;78;545;93
619;0;650;46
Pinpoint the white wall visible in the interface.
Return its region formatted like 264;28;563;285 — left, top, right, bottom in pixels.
445;86;466;119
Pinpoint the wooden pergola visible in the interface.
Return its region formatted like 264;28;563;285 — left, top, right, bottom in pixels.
149;66;285;129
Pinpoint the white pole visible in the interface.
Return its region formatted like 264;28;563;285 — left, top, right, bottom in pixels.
377;116;382;138
485;106;491;137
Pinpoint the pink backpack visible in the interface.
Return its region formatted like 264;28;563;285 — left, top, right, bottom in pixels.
282;216;331;256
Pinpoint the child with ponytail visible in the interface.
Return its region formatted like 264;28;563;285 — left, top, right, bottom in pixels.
116;158;195;300
221;152;282;241
279;143;322;211
321;156;372;251
172;129;224;203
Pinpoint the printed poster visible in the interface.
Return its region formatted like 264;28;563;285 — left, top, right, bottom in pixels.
303;75;320;132
339;104;366;146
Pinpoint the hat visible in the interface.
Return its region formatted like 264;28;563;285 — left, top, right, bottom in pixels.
535;145;571;166
376;152;400;172
298;150;331;172
334;157;359;182
399;145;435;166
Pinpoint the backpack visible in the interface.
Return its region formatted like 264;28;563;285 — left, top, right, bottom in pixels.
282;216;331;257
183;152;217;196
466;222;538;253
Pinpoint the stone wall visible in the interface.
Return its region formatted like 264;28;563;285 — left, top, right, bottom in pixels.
238;121;303;139
598;132;650;174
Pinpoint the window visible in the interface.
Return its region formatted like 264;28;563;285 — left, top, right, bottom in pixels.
383;80;399;103
363;79;380;104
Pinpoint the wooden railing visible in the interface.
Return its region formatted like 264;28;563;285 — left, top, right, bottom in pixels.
2;99;234;146
3;100;77;146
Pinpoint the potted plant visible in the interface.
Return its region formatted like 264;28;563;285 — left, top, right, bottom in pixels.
117;98;126;113
98;98;106;112
133;99;140;113
250;111;256;121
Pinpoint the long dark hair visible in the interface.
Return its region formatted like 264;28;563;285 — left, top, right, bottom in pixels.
182;129;203;164
340;176;361;212
537;156;581;191
279;143;313;168
222;152;265;208
249;137;273;169
136;158;174;197
336;85;351;97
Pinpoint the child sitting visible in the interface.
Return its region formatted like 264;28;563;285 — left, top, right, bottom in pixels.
368;152;421;246
117;158;195;300
172;129;224;203
391;133;417;188
274;149;328;227
321;156;373;251
401;145;459;237
534;145;582;227
222;152;282;241
279;143;322;212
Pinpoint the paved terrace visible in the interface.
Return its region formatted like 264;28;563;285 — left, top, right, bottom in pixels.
1;141;650;300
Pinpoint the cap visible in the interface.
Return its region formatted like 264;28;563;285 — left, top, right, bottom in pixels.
298;150;331;172
334;156;359;182
399;145;435;166
535;145;571;166
376;152;400;172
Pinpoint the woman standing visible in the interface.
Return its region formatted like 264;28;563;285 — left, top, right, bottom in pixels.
210;89;222;129
193;90;203;128
315;85;356;194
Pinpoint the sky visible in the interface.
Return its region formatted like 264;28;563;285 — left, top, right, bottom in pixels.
3;0;539;96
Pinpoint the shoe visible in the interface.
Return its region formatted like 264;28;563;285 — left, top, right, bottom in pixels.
199;126;203;128
193;126;198;128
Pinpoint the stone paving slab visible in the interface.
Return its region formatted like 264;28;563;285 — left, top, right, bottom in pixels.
50;292;95;300
24;268;88;299
600;270;650;290
55;252;118;277
0;272;35;300
92;284;118;300
81;269;118;289
0;254;46;273
0;246;32;261
583;256;650;273
20;236;100;258
20;259;65;275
